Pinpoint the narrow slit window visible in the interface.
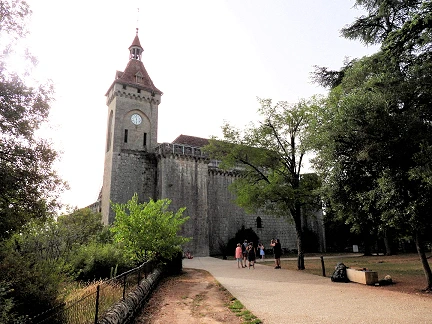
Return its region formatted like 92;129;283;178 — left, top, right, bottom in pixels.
256;217;262;228
124;129;128;143
143;132;147;146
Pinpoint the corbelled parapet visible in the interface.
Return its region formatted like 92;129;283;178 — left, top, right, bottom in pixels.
155;142;208;160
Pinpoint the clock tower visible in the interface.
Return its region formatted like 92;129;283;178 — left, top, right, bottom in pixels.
101;29;162;224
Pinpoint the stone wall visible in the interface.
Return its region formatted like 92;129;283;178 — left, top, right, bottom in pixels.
100;145;325;256
107;151;157;223
207;168;298;255
157;155;210;257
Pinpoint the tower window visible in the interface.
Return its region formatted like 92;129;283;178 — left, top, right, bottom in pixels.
135;72;144;84
106;111;113;152
256;217;262;228
137;89;141;93
143;132;147;146
122;85;127;90
124;129;128;143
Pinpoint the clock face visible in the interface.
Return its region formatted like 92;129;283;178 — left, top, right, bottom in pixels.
131;113;142;125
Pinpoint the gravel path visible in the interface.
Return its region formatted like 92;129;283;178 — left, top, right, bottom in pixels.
184;257;432;324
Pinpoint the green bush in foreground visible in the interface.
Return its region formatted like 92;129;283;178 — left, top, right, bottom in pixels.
68;241;134;281
0;249;66;320
111;194;190;262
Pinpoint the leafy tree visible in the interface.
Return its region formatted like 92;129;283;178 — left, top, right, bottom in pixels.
310;0;432;289
0;0;30;38
0;208;123;317
57;208;104;252
205;98;321;270
0;281;26;324
341;0;423;45
110;194;190;262
0;0;66;240
8;208;103;262
0;243;67;320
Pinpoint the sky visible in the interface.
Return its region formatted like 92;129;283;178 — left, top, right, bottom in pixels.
23;0;379;210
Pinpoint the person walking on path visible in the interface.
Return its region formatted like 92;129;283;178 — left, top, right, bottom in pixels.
258;242;265;261
270;238;281;269
247;242;256;269
242;240;248;267
235;243;245;268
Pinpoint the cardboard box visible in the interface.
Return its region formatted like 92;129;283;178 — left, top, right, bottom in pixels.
346;268;378;285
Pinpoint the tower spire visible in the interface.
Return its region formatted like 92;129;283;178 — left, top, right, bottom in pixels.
129;7;143;62
136;7;140;34
129;31;143;61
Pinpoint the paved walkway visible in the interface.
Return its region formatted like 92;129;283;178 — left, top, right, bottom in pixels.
184;256;432;324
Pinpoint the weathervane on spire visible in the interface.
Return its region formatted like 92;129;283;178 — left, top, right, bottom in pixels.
136;8;140;35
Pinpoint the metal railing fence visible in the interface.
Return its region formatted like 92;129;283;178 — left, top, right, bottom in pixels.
29;260;156;324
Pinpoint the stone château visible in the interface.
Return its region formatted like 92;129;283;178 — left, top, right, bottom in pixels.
90;30;325;256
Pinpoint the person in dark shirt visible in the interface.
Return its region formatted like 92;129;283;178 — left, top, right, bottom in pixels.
242;240;248;267
270;238;282;269
247;242;256;269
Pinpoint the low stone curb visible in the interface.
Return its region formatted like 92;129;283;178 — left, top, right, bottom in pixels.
98;266;164;324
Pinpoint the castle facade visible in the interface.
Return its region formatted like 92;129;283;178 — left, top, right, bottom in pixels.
95;31;325;256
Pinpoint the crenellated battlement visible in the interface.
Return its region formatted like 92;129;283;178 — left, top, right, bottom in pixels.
155;142;207;158
106;85;161;106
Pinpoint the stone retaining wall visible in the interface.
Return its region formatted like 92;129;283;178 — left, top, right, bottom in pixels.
98;267;163;324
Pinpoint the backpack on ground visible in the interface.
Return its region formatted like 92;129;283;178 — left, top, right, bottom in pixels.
331;262;349;282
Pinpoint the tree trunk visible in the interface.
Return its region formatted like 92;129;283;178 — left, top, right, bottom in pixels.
362;230;372;256
294;206;305;270
297;233;305;270
415;232;432;291
383;229;392;256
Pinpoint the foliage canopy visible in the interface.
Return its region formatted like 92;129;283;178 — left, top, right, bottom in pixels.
309;0;432;288
205;98;321;269
110;194;190;262
0;0;66;240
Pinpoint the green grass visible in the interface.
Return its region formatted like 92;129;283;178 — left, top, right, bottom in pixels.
227;298;262;324
261;253;430;290
291;254;422;275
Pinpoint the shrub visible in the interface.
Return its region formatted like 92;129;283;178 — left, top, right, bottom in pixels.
111;195;190;262
68;242;134;281
0;249;66;320
0;281;26;324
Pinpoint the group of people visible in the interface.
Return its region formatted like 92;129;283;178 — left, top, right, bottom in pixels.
235;238;281;269
235;240;258;269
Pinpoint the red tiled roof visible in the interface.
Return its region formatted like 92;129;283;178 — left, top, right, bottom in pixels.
172;135;209;147
115;59;162;94
105;33;162;96
129;34;142;49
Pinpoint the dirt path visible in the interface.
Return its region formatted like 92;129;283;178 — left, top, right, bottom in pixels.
134;268;244;324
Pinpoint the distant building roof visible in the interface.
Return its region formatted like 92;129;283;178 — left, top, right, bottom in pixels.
172;134;209;147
